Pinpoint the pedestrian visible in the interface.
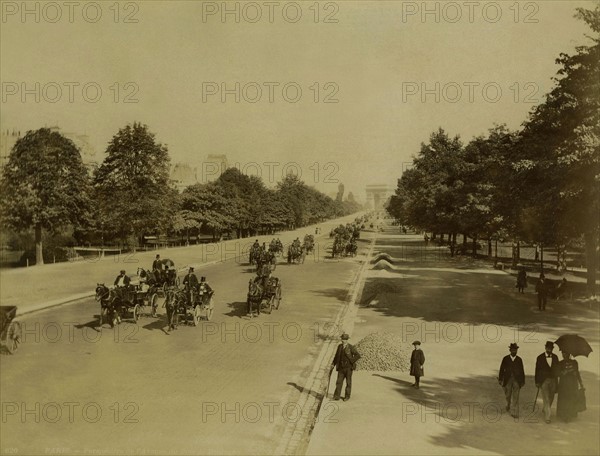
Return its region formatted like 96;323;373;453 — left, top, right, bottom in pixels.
331;333;361;401
516;268;527;293
535;273;548;311
498;343;525;418
556;350;585;423
409;341;425;388
535;341;559;423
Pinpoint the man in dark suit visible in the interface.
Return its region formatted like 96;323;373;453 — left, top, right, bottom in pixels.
331;333;361;401
498;343;525;418
114;269;131;304
114;269;130;287
183;267;199;304
410;341;425;389
535;341;559;423
535;273;548;311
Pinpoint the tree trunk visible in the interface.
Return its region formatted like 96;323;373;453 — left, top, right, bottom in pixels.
463;234;467;246
540;244;544;273
472;234;478;257
584;231;597;296
494;239;498;267
35;223;44;265
487;239;492;257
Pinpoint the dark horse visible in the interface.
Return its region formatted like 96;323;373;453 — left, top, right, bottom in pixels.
163;286;183;331
95;284;123;328
247;280;264;318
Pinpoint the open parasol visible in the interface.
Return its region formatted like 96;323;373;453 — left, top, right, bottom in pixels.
554;334;593;357
161;258;175;267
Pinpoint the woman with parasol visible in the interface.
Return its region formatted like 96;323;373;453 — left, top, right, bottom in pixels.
555;335;591;423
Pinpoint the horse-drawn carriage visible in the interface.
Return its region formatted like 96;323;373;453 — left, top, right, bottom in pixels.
256;250;277;273
247;276;282;317
137;258;180;294
95;284;153;327
287;244;305;264
1;306;22;354
164;282;214;329
303;234;315;254
332;236;357;258
269;238;284;256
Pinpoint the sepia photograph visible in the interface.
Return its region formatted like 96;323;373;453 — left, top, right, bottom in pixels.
0;1;598;455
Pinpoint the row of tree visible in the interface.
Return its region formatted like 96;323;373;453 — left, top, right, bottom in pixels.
0;123;361;265
387;5;599;294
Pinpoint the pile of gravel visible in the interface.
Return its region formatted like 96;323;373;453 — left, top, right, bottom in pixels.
354;332;410;371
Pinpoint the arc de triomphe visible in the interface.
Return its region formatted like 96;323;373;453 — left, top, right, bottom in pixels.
365;184;392;211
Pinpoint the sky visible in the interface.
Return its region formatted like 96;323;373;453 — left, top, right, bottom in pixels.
1;0;596;202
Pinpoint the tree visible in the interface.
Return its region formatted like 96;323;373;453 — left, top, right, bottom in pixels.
0;128;90;265
517;4;599;292
93;122;174;248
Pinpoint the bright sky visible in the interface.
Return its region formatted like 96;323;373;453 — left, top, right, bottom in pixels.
1;0;595;201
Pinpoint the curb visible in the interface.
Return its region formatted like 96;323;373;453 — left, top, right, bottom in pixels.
14;253;245;318
274;235;376;456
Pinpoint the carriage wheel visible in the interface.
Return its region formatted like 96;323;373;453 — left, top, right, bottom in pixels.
151;294;158;317
268;296;275;314
193;305;201;326
4;321;22;354
132;304;140;323
162;282;168;294
176;277;181;286
275;287;282;310
204;297;214;321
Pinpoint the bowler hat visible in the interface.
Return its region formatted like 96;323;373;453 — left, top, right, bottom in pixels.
545;341;554;348
120;269;126;274
201;276;206;281
509;343;519;350
341;333;350;340
189;267;194;272
412;340;421;346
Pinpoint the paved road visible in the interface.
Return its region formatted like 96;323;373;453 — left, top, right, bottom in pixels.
0;215;362;313
0;226;371;455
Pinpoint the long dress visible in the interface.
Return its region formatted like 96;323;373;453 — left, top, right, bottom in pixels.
556;359;582;422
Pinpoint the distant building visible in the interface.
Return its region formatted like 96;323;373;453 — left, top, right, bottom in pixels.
171;162;197;192
0;127;97;172
199;154;228;183
365;184;392;211
0;129;22;168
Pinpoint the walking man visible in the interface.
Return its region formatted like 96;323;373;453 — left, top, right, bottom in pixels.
498;343;525;418
535;341;559;423
331;333;361;401
536;273;548;311
410;341;425;389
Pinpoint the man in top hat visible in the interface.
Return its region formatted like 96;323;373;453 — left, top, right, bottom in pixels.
498;343;526;418
535;341;559;423
198;276;214;304
152;254;162;273
183;267;199;304
331;333;361;401
410;341;425;388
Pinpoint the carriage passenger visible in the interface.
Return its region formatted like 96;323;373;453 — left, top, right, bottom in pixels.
198;276;214;297
114;270;131;303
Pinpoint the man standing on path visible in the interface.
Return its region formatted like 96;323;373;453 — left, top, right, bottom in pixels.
535;341;559;423
331;333;361;401
498;343;526;418
536;273;548;311
410;341;425;389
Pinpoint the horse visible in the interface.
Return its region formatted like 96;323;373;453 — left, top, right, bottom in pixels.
247;279;264;318
163;286;183;331
287;245;305;264
95;284;123;328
